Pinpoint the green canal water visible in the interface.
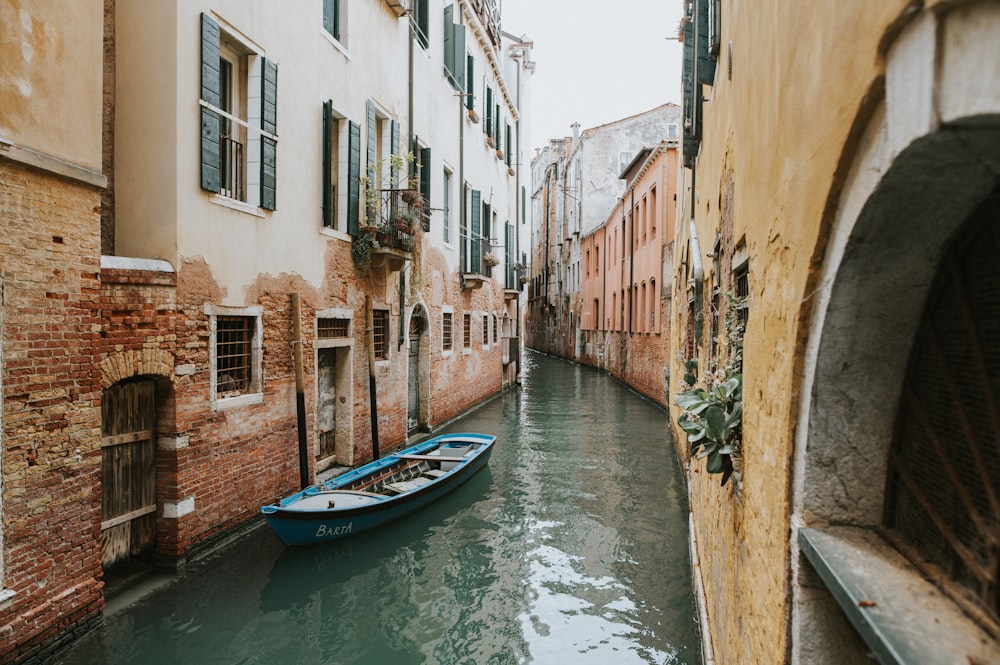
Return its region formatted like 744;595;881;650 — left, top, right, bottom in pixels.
58;351;700;664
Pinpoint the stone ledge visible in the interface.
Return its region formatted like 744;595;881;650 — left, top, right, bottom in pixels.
799;526;1000;665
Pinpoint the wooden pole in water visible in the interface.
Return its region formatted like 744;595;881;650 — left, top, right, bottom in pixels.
366;294;381;460
291;293;310;489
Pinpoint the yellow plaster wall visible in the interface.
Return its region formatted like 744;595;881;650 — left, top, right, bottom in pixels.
0;0;105;170
672;1;916;662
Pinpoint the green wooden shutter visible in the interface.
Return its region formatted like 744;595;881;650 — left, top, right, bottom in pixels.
494;103;500;143
260;57;278;210
390;120;400;187
696;0;716;85
322;100;333;227
366;101;377;181
483;203;491;245
506;222;515;285
505;122;511;165
200;13;221;193
420;146;431;231
485;86;493;137
348;120;361;234
366;101;377;222
471;189;482;271
443;5;454;81
453;24;466;92
466;56;475;110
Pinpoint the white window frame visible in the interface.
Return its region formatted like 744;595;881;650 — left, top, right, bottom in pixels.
205;304;264;411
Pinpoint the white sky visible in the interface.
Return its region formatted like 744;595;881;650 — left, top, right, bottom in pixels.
500;0;685;152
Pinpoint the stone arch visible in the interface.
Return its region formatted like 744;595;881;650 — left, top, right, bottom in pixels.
100;348;175;389
791;3;1000;660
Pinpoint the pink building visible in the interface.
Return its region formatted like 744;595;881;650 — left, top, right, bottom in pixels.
578;142;678;406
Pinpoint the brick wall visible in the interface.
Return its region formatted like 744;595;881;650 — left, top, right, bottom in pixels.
0;161;105;663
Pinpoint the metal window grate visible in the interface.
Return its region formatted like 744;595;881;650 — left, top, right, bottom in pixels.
483;315;489;345
216;316;252;394
464;313;472;348
318;317;349;339
442;313;453;351
886;188;1000;627
373;310;388;360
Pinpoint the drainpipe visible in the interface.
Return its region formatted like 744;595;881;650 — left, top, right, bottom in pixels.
628;187;635;335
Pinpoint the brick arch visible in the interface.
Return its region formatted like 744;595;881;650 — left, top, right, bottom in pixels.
100;349;175;389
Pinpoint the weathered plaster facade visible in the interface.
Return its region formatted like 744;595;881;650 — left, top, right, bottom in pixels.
0;0;533;661
673;0;1000;662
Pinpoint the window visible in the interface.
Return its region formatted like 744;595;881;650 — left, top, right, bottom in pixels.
668;123;679;140
618;151;634;176
650;186;657;236
466;55;476;111
323;102;360;233
208;307;263;409
443;168;452;242
412;0;429;49
216;316;252;394
317;317;350;339
200;14;277;211
485;86;493;138
322;0;341;42
463;313;472;349
482;315;489;346
493;314;498;343
373;309;389;360
442;312;453;351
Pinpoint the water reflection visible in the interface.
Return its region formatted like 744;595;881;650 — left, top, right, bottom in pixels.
57;350;699;664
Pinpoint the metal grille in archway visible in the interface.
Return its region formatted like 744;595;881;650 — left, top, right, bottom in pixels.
886;186;1000;626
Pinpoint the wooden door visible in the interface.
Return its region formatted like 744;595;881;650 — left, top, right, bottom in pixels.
317;348;337;459
100;379;157;574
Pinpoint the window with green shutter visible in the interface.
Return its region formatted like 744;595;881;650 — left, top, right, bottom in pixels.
199;13;277;211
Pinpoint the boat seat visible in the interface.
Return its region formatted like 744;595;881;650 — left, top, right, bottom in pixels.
423;469;447;478
384;476;432;494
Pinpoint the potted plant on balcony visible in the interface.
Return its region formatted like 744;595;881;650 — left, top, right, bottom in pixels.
484;252;501;267
394;208;420;232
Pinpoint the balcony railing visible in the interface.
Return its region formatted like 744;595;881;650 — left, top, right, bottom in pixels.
220;134;244;200
368;189;422;254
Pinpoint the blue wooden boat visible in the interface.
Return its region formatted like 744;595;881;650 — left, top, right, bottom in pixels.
260;432;495;546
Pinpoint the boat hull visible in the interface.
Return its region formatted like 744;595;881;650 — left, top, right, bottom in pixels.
260;433;495;546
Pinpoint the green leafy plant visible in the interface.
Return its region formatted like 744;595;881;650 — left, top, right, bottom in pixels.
676;365;742;485
676;292;747;486
351;232;378;271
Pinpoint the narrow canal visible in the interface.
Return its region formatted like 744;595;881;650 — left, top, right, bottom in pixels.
57;351;700;665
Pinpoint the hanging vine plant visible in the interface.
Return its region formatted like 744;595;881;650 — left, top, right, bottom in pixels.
351;232;378;272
